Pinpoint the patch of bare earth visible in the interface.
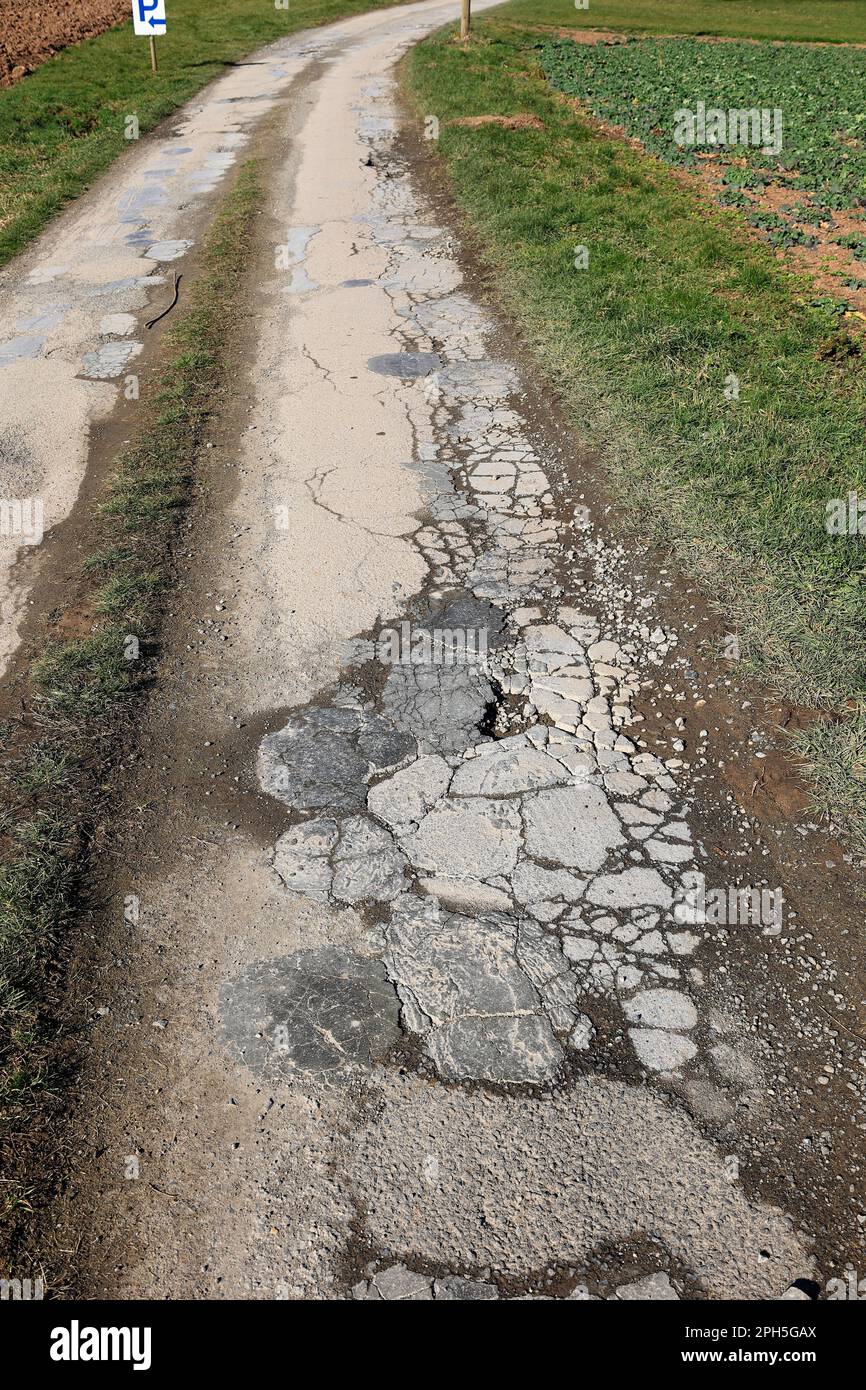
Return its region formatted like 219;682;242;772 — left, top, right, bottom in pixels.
513;25;866;52
450;112;544;131
0;0;128;86
693;156;866;330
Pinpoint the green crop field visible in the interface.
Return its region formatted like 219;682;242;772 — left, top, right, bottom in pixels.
541;36;866;210
498;0;866;44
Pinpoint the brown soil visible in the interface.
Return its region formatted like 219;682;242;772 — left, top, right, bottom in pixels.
450;112;544;131
0;0;127;86
551;28;630;46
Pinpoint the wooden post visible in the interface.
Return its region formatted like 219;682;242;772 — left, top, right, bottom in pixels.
149;34;158;74
460;0;470;40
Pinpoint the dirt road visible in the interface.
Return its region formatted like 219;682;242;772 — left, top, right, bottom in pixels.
6;1;866;1300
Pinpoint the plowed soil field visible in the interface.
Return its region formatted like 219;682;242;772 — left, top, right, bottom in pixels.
0;0;127;85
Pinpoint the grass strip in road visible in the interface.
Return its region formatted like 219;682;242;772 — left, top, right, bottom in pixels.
0;154;262;1229
404;15;866;844
0;0;409;268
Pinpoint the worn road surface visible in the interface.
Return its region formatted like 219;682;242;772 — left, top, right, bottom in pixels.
5;1;866;1301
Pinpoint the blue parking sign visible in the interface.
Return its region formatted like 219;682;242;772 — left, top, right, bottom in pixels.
132;0;167;37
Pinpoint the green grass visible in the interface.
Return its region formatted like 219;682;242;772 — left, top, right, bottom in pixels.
0;801;74;1118
405;14;866;844
0;0;411;267
0;153;263;1160
498;0;866;43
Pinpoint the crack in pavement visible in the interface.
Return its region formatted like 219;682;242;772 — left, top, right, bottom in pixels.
251;117;713;1090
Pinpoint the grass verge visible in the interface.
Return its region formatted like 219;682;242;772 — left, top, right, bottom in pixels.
0;0;410;268
404;13;866;844
0;152;262;1227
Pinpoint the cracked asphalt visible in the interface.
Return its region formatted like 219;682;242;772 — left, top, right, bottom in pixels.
15;1;866;1301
